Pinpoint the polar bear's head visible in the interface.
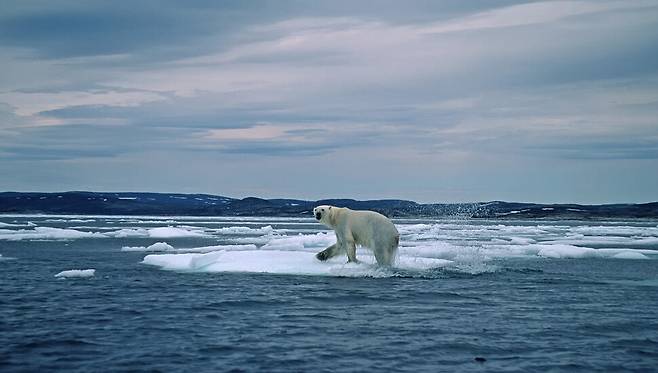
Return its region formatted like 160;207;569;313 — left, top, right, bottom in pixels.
313;205;334;226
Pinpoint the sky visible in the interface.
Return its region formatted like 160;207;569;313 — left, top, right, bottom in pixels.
1;0;657;204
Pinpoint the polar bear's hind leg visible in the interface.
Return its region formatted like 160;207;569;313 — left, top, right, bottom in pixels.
373;234;399;266
346;240;358;263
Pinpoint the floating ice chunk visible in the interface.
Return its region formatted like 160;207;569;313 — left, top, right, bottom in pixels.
397;224;433;235
634;237;658;245
0;227;104;241
542;235;658;249
121;242;175;252
397;222;550;242
105;228;149;238
122;243;257;253
569;225;658;237
509;237;536;245
44;218;95;223
106;226;207;239
55;269;95;278
142;251;309;273
147;227;207;238
612;251;648;260
121;246;146;252
142;249;451;277
209;225;275;235
0;225;210;241
261;232;335;252
177;244;257;253
0;221;36;227
229;235;278;245
133;220;177;224
536;244;598;259
400;242;481;261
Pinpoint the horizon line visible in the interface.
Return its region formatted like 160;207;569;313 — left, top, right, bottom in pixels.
1;190;656;206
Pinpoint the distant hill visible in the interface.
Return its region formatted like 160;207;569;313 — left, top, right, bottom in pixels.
1;191;657;219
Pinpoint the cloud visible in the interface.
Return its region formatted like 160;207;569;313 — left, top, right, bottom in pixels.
0;2;238;60
421;0;657;34
0;1;657;202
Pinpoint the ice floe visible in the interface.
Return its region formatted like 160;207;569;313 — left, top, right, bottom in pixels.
121;242;175;252
55;269;95;278
612;251;649;260
260;232;335;252
122;242;257;253
535;244;599;259
207;225;275;235
142;250;451;277
44;218;96;223
2;215;656;279
0;227;105;241
0;221;36;228
105;226;208;239
0;225;210;241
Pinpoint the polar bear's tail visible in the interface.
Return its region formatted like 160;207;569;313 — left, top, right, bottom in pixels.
392;234;400;265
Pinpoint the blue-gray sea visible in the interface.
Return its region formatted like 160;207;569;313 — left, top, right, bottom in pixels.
1;214;658;372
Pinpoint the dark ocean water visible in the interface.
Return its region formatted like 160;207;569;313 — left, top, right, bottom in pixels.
1;215;658;372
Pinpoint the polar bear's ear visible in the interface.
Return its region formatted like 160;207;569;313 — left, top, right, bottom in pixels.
329;206;332;210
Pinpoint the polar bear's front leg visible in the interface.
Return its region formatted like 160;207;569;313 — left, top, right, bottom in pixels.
316;243;342;261
346;240;358;263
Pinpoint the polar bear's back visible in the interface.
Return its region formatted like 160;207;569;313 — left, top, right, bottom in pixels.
338;208;398;247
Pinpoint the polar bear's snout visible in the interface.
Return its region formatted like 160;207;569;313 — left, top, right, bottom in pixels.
315;212;322;220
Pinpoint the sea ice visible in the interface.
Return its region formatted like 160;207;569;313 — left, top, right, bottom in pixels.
611;251;649;260
147;227;207;238
106;226;207;239
55;269;96;278
142;249;451;277
535;244;598;259
569;225;658;237
261;232;335;252
176;244;258;253
0;221;36;227
400;242;480;261
121;242;175;252
208;225;275;235
44;218;96;223
0;227;105;241
122;242;258;253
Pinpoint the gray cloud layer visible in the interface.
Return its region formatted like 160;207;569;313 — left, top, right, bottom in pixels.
1;1;657;203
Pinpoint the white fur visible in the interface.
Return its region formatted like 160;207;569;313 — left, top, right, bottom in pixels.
313;205;399;266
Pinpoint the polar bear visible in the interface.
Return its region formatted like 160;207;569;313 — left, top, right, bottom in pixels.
313;205;399;266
